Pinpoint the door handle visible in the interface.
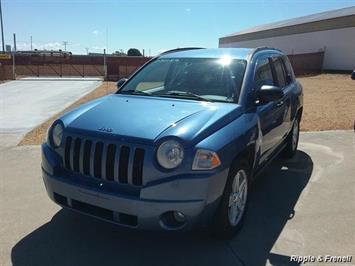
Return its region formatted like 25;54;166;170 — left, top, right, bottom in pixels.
276;100;284;107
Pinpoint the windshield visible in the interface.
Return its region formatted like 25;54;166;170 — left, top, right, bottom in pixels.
118;57;247;103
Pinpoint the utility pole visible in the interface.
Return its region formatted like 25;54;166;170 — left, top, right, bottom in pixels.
30;36;32;50
63;41;68;51
85;47;89;55
13;33;16;51
103;48;107;80
12;33;16;79
0;0;5;52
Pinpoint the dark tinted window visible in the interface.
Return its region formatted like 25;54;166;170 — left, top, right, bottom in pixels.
254;57;274;90
272;57;287;87
283;56;295;84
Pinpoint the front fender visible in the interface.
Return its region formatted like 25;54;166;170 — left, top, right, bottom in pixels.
195;113;259;172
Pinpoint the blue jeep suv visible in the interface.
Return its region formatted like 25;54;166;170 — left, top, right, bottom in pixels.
42;47;303;237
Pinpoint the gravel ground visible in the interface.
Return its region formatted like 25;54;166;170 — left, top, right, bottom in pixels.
18;74;355;146
298;74;355;131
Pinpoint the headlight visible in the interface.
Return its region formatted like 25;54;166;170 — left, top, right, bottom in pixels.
192;149;221;170
50;122;64;148
157;140;184;169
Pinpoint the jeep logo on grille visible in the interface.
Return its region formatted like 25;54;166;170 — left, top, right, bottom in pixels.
98;127;113;133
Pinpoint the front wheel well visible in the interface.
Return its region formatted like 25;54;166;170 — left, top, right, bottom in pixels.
230;144;256;176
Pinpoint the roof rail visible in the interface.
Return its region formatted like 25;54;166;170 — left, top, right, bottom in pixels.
159;47;205;56
249;46;283;58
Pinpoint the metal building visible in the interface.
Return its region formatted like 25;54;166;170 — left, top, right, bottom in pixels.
219;7;355;71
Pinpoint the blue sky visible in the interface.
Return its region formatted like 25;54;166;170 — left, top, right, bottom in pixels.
2;0;355;55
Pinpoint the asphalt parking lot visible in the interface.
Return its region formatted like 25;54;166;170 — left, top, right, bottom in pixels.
0;77;102;145
0;130;354;266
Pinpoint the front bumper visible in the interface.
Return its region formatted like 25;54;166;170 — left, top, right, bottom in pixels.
42;144;228;231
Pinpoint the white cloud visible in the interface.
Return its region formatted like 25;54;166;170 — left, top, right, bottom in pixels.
92;30;100;35
185;8;191;12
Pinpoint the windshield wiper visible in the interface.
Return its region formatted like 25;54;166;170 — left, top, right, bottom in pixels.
155;91;212;102
118;90;152;96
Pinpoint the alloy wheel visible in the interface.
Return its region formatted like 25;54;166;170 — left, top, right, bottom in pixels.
228;169;248;226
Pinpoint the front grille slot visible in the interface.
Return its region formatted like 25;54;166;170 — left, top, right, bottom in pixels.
73;138;81;172
119;146;130;183
64;136;72;169
63;136;144;186
94;142;104;178
105;144;116;181
83;140;92;175
132;148;144;186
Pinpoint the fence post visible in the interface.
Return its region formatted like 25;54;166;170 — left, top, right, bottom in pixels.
12;51;16;80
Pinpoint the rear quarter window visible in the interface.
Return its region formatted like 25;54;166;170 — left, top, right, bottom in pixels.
283;56;295;83
272;57;287;87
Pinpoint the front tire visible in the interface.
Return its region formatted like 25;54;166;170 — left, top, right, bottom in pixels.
211;163;249;239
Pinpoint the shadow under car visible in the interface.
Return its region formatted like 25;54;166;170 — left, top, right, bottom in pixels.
11;151;313;266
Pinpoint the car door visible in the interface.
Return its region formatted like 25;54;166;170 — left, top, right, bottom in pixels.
254;56;285;164
281;55;297;137
271;56;293;141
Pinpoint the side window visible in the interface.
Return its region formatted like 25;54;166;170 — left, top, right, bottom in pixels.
282;56;295;84
272;57;287;87
254;57;274;90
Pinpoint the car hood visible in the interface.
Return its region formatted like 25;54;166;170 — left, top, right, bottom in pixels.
61;94;243;146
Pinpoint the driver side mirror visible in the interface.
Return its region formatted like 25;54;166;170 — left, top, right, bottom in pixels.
116;78;128;89
256;85;284;104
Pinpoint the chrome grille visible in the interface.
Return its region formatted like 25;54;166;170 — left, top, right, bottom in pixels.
64;136;144;186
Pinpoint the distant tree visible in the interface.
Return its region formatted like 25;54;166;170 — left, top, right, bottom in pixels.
127;48;142;56
112;49;127;56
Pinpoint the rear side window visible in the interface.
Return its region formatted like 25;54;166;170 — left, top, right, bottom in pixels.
272;57;287;87
283;56;295;84
254;58;274;90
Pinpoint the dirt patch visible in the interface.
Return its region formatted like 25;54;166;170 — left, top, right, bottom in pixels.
298;74;355;131
18;74;355;146
18;82;117;146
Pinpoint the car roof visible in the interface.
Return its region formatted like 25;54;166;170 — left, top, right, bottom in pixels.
159;48;254;60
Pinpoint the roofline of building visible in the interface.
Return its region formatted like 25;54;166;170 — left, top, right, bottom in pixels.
220;13;355;45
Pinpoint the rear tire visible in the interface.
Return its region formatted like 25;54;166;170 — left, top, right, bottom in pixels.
211;162;249;239
283;116;300;158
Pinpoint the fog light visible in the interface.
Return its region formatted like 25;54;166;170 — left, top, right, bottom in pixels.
160;211;186;230
173;211;185;223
